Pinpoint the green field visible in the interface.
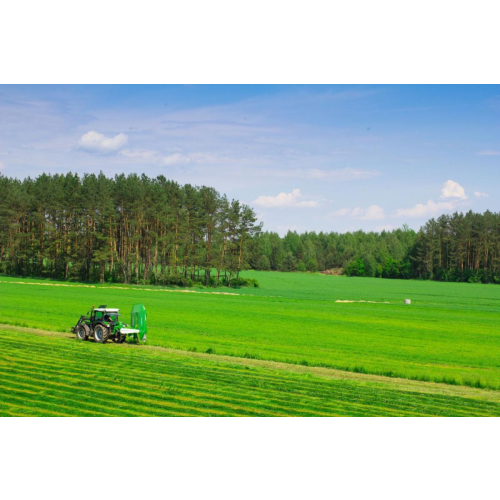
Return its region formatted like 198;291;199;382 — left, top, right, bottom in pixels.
2;272;500;386
1;271;500;416
2;326;500;416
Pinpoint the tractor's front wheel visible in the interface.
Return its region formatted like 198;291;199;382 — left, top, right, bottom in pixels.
94;324;109;344
76;324;89;341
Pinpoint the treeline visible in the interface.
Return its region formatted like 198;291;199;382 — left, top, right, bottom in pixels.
412;212;500;283
248;227;417;277
248;212;500;284
2;172;499;286
0;173;261;287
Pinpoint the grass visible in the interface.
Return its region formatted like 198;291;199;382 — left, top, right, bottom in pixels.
1;270;500;392
1;327;500;416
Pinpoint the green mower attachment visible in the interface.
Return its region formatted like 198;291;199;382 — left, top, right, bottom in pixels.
131;304;147;342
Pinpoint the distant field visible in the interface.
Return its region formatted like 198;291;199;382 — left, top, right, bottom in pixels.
2;327;500;416
1;271;500;393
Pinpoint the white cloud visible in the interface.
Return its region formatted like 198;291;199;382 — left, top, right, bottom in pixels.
395;200;456;218
396;180;470;219
120;149;157;159
252;189;319;208
330;205;385;220
160;153;192;166
440;180;467;200
474;191;489;198
477;150;500;156
77;131;128;154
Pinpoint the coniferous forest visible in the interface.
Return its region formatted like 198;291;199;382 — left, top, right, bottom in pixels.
0;173;261;287
1;173;500;285
250;213;500;283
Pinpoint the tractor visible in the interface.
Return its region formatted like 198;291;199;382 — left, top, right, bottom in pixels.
72;304;147;344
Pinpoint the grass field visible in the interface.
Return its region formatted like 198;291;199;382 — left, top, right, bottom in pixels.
2;271;500;392
2;326;500;416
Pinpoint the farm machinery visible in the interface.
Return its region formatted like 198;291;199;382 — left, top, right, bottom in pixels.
72;304;147;344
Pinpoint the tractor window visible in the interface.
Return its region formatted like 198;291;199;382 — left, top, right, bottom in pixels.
94;311;103;320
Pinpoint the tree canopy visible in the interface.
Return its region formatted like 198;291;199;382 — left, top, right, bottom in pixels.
248;214;500;284
0;172;261;287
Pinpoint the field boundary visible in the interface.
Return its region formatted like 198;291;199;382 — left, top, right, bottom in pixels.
0;279;240;296
2;323;499;403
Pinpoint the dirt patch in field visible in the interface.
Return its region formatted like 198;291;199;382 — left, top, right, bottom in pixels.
0;280;240;296
321;268;343;276
336;299;391;304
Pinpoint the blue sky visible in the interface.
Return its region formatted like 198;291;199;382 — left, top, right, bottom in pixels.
0;84;498;234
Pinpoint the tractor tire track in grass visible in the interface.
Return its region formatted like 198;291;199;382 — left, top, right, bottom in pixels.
1;326;500;416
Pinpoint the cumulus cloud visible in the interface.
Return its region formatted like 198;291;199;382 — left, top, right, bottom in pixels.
252;189;319;208
440;180;467;200
77;131;128;154
330;205;385;220
160;153;192;166
396;180;470;218
474;191;489;198
477;150;500;156
395;200;456;218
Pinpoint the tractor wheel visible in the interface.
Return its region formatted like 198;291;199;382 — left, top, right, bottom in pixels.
76;324;89;341
94;324;109;344
112;334;126;344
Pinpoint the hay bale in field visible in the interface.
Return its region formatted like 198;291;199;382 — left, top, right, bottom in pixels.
404;299;411;305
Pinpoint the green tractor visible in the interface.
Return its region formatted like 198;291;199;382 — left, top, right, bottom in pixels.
72;304;147;344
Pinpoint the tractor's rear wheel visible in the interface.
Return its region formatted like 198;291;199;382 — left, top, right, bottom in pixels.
94;324;109;344
76;324;89;341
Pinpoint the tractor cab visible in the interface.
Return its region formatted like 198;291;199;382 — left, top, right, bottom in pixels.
92;305;121;325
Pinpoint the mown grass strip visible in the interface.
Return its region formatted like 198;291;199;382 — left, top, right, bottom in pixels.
0;336;444;416
4;322;499;404
0;353;336;417
1;334;498;420
0;332;492;418
3;330;500;416
0;370;238;417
